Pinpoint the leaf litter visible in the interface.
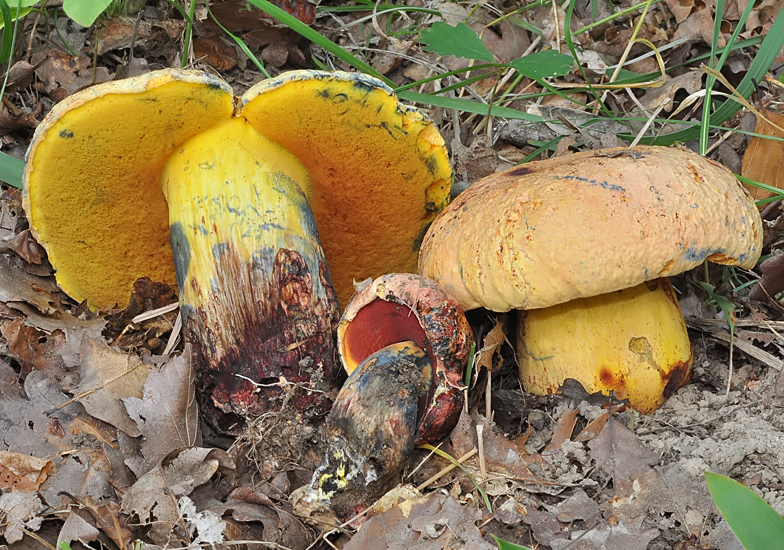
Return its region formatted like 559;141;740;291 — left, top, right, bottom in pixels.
2;0;784;548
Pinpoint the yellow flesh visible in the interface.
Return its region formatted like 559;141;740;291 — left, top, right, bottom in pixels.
24;78;233;309
242;72;452;305
517;279;693;413
162;117;318;307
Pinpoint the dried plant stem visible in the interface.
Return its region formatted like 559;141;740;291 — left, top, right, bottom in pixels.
416;448;478;491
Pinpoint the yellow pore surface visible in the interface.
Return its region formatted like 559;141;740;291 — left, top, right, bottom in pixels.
24;76;233;309
161;117;316;309
241;72;452;306
517;279;693;413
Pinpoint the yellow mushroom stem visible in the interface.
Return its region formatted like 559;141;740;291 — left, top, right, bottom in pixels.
160;117;340;433
516;278;693;413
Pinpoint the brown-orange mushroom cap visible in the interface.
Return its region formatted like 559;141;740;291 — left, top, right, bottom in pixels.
420;146;762;312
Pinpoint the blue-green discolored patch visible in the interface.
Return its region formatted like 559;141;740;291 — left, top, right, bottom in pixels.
59;129;74;139
169;221;191;295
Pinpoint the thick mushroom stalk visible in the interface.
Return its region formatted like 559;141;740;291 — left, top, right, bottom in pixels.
162;117;338;431
518;278;693;412
419;146;763;412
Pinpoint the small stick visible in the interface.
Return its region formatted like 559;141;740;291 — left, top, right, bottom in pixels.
477;425;487;489
163;311;182;356
416;448;477;491
44;361;145;415
132;301;179;323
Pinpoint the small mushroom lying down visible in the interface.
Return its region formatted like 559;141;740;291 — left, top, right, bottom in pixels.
23;69;451;433
298;274;473;520
337;274;473;443
420;146;763;412
316;341;432;521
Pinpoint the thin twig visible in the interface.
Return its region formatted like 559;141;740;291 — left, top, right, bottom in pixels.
416;448;477;491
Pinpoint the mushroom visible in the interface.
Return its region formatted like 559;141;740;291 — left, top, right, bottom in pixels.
419;146;763;412
316;340;432;521
292;274;472;521
23;69;451;432
337;273;473;443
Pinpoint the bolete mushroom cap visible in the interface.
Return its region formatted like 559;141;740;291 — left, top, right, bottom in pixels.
24;69;452;310
419;146;762;312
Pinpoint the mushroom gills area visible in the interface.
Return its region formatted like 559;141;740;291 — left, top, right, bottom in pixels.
340;297;429;373
160;117;340;434
517;278;693;413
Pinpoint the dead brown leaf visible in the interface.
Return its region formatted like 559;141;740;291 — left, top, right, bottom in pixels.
344;492;495;549
193;33;239;72
75;334;151;437
587;420;659;497
1;317;67;377
0;451;51;491
638;71;704;112
748;252;784;301
0;491;44;543
576;411;609;442
57;511;101;548
34;50;112;100
11;302;106;369
742;109;784;201
121;464;187;546
0;103;38;136
5;229;46;264
122;347;200;475
545;408;578;451
475;317;506;372
0;253;59;314
102;277;178;351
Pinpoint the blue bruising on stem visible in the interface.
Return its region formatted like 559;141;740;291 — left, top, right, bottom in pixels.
212;242;229;259
169;221;191;296
518;337;555;362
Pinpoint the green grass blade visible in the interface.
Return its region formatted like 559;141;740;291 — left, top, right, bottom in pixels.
492;536;533;550
209;7;270;78
638;9;784;145
244;0;391;85
700;0;724;155
419;443;492;512
0;0;13;63
0;150;23;188
705;472;784;549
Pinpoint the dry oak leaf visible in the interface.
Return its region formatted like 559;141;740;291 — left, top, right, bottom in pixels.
344;492;495;550
475;317;506;372
122;346;200;476
742;109;784;201
76;333;150;437
748;252;784;301
0;451;51;491
57;510;101;548
0;491;44;543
